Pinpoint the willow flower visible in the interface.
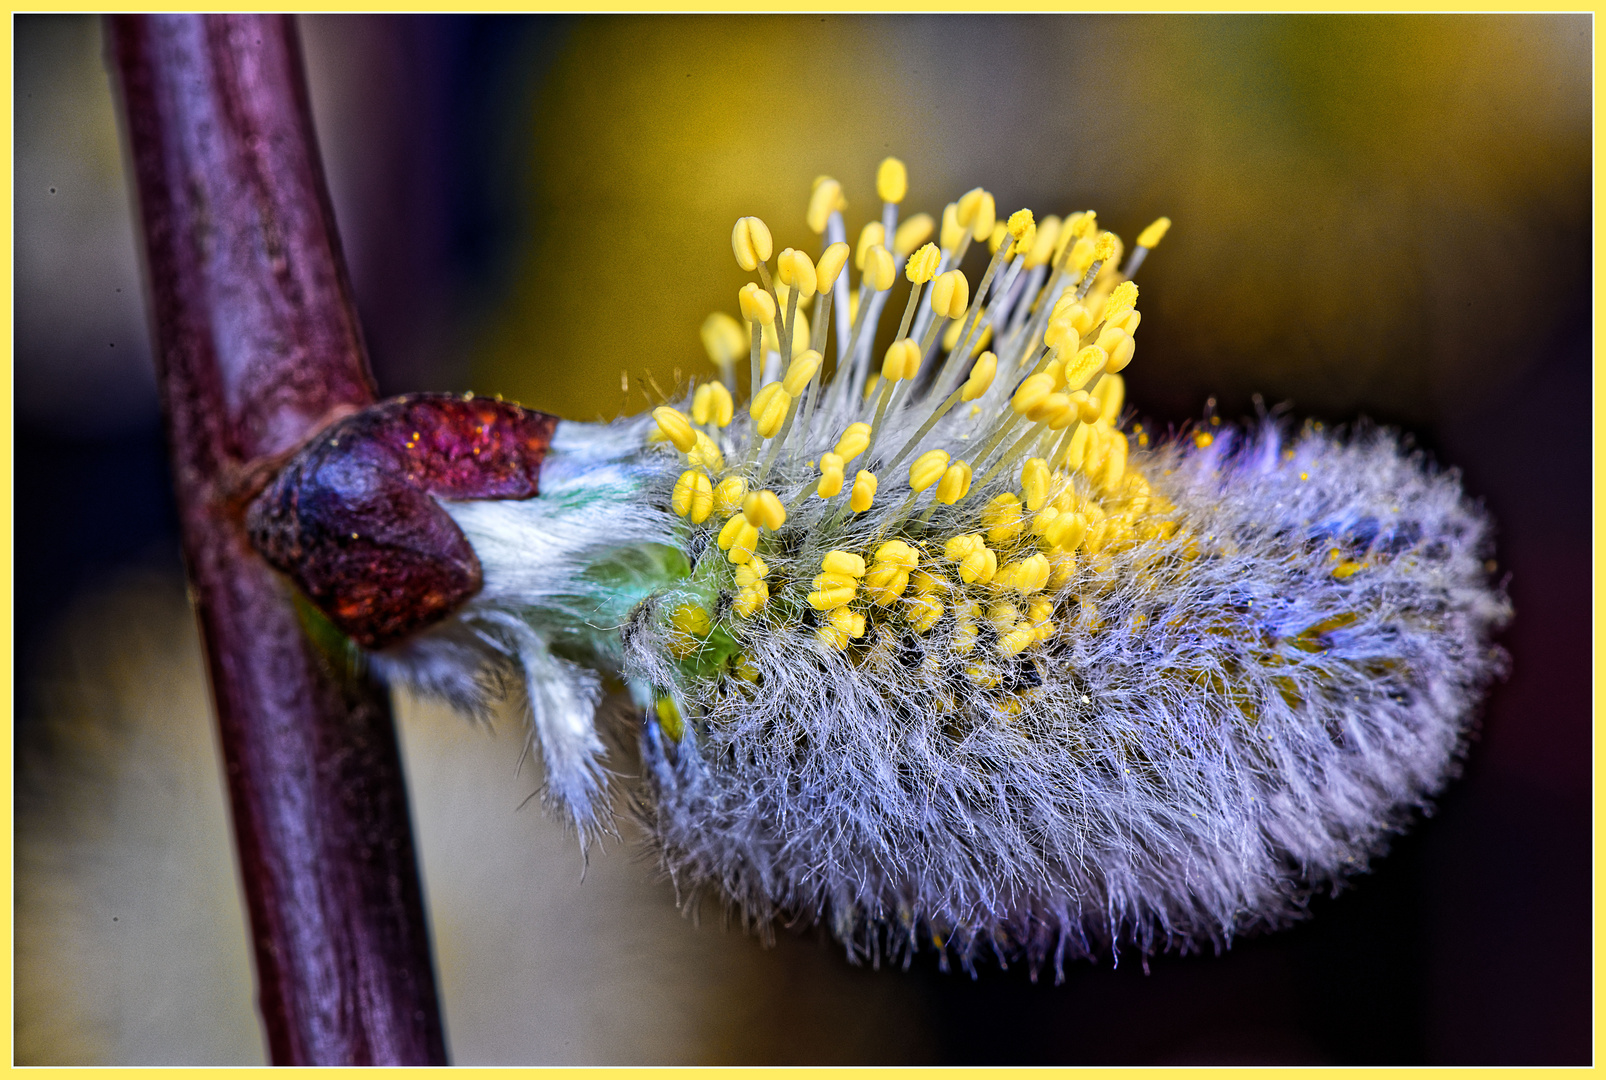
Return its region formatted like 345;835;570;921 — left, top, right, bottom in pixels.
252;159;1509;978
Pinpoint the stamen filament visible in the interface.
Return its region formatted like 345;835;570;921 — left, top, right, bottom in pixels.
972;420;1050;493
748;322;762;401
885;388;963;473
893;278;926;347
780;287;801;364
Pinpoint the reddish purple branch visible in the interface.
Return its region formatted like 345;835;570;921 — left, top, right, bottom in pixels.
108;15;446;1064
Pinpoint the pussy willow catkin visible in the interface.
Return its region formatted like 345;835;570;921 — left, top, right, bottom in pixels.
378;160;1509;977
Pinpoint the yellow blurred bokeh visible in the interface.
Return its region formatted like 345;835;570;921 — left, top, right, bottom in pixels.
480;15;1588;429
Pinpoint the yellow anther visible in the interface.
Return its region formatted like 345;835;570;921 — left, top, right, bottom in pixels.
823;550;867;578
997;621;1035;657
749;382;791;439
652;406;698;453
738;281;776;326
692;381;734;427
1047;552;1077;589
671;469;714;523
783;350;822;395
813;571;859;592
726;519;760;564
1013;220;1036;261
688;429;725;472
943;533;977;560
856;223;886;269
835;422;872;463
1021;457;1051;511
1034;597;1059;642
701;312;746;367
1102;234;1125;274
1026;216;1061;269
981;493;1025;545
944;533;998;585
806;176;845;234
1062;424;1090;471
1093;231;1117;262
777;248;819;299
909;569;941;595
956;187;996;240
1027;391;1072;425
670;602;711;639
882;337;922;381
1043;316;1079;352
1051;296;1095;335
742;489;786;530
960;351;997;402
655;697;684;741
1031;505;1060;537
986;601;1020;633
734;556;769;588
1006;207;1035;244
712;475;748;515
997;552;1051;594
1106;309;1141;336
876;156;908;204
816;452;845;497
1100;328;1135;374
1011;373;1056;416
928;269;970;320
906;594;944;633
940;203;965;250
731;216;774;272
909;449;951;493
816;623;850;650
968;545;999;585
905;242;941;284
1062;344;1109;390
732;580;769;617
828;606;868;641
733;653;761;681
716;511;747;550
892;213;934;257
863;563;911;606
1103;280;1138;322
874;539;920;570
807;576;857;611
1094;374;1125;424
849;470;878;513
1072;391;1102;424
1046;511;1087;552
965;661;1002;688
861;244;897;292
1067;235;1097;274
953;603;981;655
936;460;973;504
1101;430;1129;493
816;242;850;291
1136;216;1171;249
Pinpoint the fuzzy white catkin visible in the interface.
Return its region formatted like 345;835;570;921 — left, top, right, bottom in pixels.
388;411;1509;979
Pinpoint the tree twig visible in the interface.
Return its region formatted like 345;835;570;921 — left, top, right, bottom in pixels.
107;14;447;1065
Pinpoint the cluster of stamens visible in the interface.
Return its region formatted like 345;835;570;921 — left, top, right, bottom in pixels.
646;159;1179;727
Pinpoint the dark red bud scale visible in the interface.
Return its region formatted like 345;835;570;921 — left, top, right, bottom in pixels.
248;393;558;648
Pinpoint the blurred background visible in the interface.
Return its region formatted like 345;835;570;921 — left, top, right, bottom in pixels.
14;14;1590;1064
